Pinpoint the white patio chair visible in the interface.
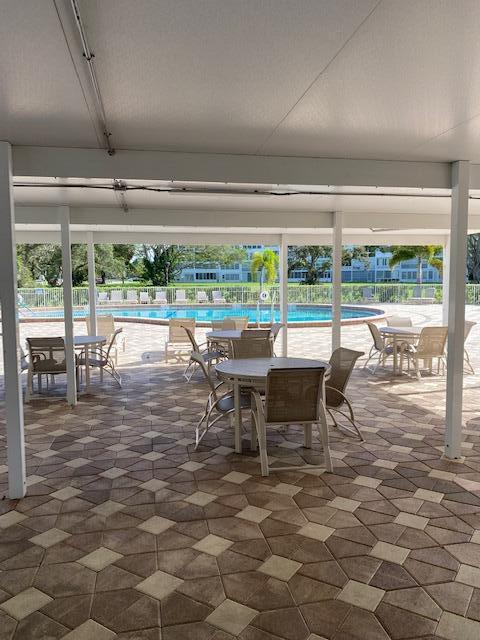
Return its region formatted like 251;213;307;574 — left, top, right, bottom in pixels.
363;322;394;373
250;367;332;476
362;287;374;303
399;326;448;379
464;320;476;374
154;290;168;304
212;290;226;304
386;315;413;327
182;326;224;382
270;322;284;355
175;289;187;304
196;290;208;303
110;290;124;304
326;348;365;440
194;353;252;449
86;314;125;361
97;291;109;304
225;316;249;330
78;329;122;387
126;290;138;304
25;337;79;401
165;318;196;363
139;291;150;304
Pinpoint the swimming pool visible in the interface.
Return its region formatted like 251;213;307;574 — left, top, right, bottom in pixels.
23;304;385;326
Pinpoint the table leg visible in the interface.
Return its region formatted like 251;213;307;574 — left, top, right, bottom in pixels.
234;379;242;453
85;345;91;390
393;335;398;375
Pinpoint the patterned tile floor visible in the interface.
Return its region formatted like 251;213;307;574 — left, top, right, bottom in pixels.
0;305;480;638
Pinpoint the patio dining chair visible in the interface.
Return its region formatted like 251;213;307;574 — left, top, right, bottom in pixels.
182;326;224;382
78;329;122;387
230;336;274;359
25;337;79;401
225;316;249;330
325;348;364;440
363;322;394;373
212;290;226;304
386;315;412;327
399;326;448;379
86;314;125;362
165;318;196;362
175;289;187;304
464;320;476;374
193;353;252;449
250;367;332;476
241;328;271;339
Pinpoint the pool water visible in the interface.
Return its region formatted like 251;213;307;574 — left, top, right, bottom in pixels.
26;304;382;324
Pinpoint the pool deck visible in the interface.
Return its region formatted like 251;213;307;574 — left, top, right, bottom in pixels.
1;304;480;638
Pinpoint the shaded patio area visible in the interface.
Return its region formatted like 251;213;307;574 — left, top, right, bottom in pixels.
1;306;480;638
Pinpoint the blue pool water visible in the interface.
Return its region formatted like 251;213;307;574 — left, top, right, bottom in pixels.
26;304;382;324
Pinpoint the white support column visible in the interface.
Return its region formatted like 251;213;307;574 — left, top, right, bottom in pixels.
332;212;343;352
59;206;77;406
87;232;97;335
0;141;26;499
442;236;450;325
279;235;288;356
445;161;469;459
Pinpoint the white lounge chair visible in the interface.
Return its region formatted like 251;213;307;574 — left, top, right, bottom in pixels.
126;290;138;304
154;290;168;304
196;290;208;304
97;291;109;304
110;290;124;304
139;291;150;304
175;289;187;304
410;286;436;304
212;290;226;304
362;287;374;303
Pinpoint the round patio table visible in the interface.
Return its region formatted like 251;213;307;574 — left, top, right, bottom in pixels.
379;326;422;375
206;330;242;341
216;357;330;453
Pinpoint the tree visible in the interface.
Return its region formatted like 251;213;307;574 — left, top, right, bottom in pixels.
194;245;247;267
467;234;480;283
250;249;278;289
288;246;369;284
389;245;442;284
113;245;137;283
142;245;190;286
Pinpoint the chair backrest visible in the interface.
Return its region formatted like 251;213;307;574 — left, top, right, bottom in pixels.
362;287;373;299
189;352;216;393
465;320;476;340
168;318;195;342
367;322;384;351
26;337;67;373
264;367;326;424
98;291;108;302
212;290;224;301
211;320;225;330
386;315;412;327
270;323;284;340
20;345;29;371
416;326;448;357
155;290;167;302
241;328;271;339
326;347;364;408
86;314;115;338
230;337;273;359
139;291;149;302
221;318;236;330
110;290;123;302
176;289;187;301
225;316;248;330
182;326;200;352
126;290;137;301
104;329;123;360
196;290;208;301
412;286;421;298
425;287;435;298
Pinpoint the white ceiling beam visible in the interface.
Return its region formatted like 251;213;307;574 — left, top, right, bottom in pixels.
11;146;456;189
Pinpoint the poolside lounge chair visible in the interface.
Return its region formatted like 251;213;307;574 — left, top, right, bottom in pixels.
410;286;436;304
362;287;374;303
165;318;196;363
25;337;79;402
399;326;448;379
97;291;109;304
196;290;208;304
175;290;187;304
212;290;226;304
464;320;476;374
325;348;364;440
154;290;168;304
110;290;124;304
250;367;332;476
126;290;138;304
139;291;150;304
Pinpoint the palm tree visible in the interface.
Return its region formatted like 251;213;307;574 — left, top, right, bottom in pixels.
389;245;442;284
250;249;278;289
